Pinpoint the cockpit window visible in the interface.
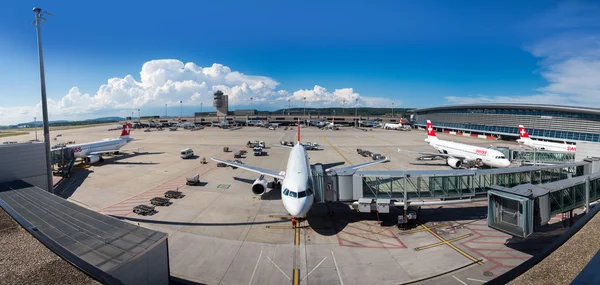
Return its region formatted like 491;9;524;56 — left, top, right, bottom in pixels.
298;191;306;198
307;188;313;196
288;191;297;198
499;156;505;159
283;188;289;196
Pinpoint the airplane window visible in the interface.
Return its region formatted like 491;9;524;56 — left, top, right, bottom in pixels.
307;188;313;195
289;191;297;198
283;189;289;196
298;191;306;198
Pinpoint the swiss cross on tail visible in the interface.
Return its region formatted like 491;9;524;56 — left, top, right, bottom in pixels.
120;123;131;137
426;120;437;138
518;125;530;139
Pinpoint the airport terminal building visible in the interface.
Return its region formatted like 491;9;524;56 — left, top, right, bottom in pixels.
413;104;600;143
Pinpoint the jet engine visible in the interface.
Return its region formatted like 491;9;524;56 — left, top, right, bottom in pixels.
251;176;268;196
85;155;100;164
447;157;462;169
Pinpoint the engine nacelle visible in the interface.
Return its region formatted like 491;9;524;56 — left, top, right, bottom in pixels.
447;157;462;169
251;177;268;196
85;155;100;164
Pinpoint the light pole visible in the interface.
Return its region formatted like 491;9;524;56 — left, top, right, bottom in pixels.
165;104;168;118
250;97;253;110
201;102;203;113
34;117;38;141
138;109;141;122
288;99;291;115
180;100;183;118
131;111;134;121
355;98;358;127
392;102;394;118
33;7;53;193
303;97;306;118
343;99;346;115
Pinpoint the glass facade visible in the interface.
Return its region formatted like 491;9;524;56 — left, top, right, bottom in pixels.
418;108;600;120
359;164;584;200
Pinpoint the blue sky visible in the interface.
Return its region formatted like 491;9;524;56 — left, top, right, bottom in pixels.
1;0;600;124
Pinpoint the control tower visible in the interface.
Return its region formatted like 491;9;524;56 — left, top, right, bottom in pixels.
213;90;229;117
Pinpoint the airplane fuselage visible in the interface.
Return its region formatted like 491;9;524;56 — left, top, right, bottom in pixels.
517;138;576;153
427;138;510;168
280;143;314;217
68;138;130;158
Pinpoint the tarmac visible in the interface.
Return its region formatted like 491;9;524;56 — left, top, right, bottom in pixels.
0;124;578;284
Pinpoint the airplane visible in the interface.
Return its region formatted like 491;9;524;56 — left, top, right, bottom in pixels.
516;125;576;152
398;120;511;169
66;123;138;164
324;116;342;129
384;118;404;130
212;121;388;225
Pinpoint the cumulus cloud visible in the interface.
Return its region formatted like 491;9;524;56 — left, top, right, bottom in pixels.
1;59;395;125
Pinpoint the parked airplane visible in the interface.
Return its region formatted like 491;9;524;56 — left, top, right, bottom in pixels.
384;118;404;130
325;116;342;129
212;122;387;225
398;120;511;168
517;125;576;152
67;123;137;164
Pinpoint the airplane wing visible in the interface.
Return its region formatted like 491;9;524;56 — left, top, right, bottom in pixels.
211;158;285;179
89;148;143;155
329;157;388;172
397;148;467;160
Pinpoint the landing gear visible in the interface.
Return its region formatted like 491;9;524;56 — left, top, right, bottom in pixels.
292;217;297;228
99;156;105;162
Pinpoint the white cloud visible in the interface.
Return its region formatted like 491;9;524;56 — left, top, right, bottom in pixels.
1;59;397;125
446;35;600;106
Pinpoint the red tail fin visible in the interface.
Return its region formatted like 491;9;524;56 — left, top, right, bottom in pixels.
518;125;530;139
297;120;301;143
120;123;131;137
426;120;437;138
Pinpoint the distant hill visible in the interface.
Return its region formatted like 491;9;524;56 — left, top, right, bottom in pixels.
2;117;125;129
85;117;123;122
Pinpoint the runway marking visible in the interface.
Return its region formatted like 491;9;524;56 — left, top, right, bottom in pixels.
414;233;474;251
452;275;467;285
301;257;327;281
467;277;487;283
292;269;300;285
295;226;300;245
266;256;291;281
322;136;351;164
398;222;453;235
248;250;262;285
419;221;484;265
331;251;344;285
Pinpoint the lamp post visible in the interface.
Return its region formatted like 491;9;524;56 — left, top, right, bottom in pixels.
355;98;358;127
33;7;53;192
165;104;167;118
179;100;182;118
392;102;394;118
288;99;291;115
303;97;306;118
131;111;134;121
250;97;253;110
343;99;346;115
34;117;38;141
201;103;203;113
138;109;140;122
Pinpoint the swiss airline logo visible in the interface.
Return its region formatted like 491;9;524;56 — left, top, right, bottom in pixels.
426;120;436;136
518;125;530;138
476;149;488;155
121;123;131;137
567;146;577;152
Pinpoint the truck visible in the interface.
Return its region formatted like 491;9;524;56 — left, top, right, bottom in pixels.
253;147;263;156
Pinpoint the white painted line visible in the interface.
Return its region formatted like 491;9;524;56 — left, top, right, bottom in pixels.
467;277;487;283
452;275;467;285
331;251;344;285
301;257;327;281
248;250;263;285
266;256;291;281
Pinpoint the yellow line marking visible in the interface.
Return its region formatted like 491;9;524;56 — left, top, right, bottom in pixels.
322;136;351;164
398;222;454;235
292;268;300;285
414;233;473;251
295;226;300;245
419;221;484;265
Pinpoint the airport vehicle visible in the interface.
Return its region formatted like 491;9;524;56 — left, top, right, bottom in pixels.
253;147;263;156
133;205;156;216
258;141;266;148
66;123;137;164
180;148;194;159
398;120;511;169
268;126;275;130
165;190;183;199
212;121;387;224
517;125;576;152
150;197;171;206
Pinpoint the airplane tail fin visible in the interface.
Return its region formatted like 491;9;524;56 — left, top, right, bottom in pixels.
518;125;531;140
297;119;301;144
426;120;437;139
120;123;131;138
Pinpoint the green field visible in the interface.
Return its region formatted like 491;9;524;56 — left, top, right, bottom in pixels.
0;131;29;138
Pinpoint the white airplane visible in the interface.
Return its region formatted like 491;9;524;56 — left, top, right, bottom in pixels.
516;125;576;152
398;120;511;168
324;116;342;129
212;122;387;225
384;118;404;130
67;123;137;164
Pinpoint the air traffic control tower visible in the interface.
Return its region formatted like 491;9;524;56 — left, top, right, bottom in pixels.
213;90;229;117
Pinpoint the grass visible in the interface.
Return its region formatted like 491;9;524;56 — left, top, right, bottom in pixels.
14;122;117;132
0;131;29;138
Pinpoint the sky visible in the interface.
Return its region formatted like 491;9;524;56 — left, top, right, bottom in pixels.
1;0;600;124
